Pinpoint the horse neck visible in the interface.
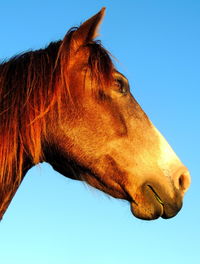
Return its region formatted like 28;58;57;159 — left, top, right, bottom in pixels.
0;156;33;220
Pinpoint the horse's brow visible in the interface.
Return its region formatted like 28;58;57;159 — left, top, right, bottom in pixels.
115;71;129;83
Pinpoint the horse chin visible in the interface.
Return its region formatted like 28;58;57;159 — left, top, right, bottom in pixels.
130;201;164;220
129;183;165;220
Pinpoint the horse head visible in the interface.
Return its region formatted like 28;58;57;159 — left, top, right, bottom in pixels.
0;8;190;220
44;8;190;220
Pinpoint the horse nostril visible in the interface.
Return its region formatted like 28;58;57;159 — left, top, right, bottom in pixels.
179;174;184;189
176;168;191;192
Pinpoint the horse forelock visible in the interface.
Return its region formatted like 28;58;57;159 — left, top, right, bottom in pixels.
58;28;114;100
87;41;114;94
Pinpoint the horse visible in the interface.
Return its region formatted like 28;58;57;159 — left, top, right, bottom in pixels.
0;8;190;221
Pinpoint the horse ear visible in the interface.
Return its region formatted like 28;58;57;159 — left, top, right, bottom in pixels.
71;7;106;48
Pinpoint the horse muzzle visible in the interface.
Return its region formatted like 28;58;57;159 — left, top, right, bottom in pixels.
130;167;190;220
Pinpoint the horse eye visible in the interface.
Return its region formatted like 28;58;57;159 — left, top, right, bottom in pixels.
114;79;127;94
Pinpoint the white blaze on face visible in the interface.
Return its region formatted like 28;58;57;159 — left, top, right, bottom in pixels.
151;123;183;179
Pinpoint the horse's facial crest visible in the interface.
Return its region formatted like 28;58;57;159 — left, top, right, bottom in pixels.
44;8;191;220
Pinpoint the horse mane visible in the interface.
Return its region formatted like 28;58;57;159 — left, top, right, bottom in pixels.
0;27;113;217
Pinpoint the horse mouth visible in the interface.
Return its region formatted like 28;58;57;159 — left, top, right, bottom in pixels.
130;184;183;220
147;185;164;206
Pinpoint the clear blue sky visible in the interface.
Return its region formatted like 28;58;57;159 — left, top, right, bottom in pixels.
0;1;199;263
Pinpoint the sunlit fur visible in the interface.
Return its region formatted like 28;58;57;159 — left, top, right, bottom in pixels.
0;8;190;221
0;28;114;218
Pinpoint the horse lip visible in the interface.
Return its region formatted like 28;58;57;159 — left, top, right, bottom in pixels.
147;185;164;206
